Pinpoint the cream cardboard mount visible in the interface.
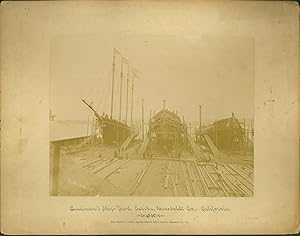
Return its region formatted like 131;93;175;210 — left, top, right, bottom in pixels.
1;1;299;235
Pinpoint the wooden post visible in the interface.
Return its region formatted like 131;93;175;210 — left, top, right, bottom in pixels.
119;59;124;122
52;142;61;196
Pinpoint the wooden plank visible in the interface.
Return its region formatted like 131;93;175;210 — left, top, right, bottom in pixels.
226;166;253;193
236;164;254;178
203;134;220;156
224;166;253;196
223;165;237;175
181;162;193;196
243;165;254;173
215;165;231;175
227;164;254;187
236;181;253;196
220;179;232;196
187;163;202;196
152;157;195;162
86;159;107;170
185;162;196;196
202;165;218;188
103;159;131;179
93;159;120;174
171;176;178;196
225;174;249;196
164;161;172;189
130;160;152;195
87;159;110;172
96;160;126;178
232;173;254;194
175;162;179;185
198;166;215;189
235;164;252;178
79;157;98;161
192;161;211;197
221;174;243;197
82;158;104;168
209;172;229;197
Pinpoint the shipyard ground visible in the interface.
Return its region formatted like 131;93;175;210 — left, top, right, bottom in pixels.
50;143;254;197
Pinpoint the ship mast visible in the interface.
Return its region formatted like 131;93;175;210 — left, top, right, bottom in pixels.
110;49;116;119
81;99;103;120
119;59;124;122
130;72;135;124
125;65;130;125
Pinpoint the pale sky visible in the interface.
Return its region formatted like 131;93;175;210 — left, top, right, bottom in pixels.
49;1;254;124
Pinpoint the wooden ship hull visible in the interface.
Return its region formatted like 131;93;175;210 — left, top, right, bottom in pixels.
101;117;130;145
150;109;185;154
197;113;245;151
81;99;131;146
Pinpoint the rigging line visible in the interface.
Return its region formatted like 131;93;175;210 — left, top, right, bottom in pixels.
102;74;113;114
100;90;108;114
95;75;107;111
104;75;112;111
97;74;111;113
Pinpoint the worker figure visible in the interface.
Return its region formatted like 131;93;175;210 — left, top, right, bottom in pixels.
117;149;121;159
214;159;218;169
215;168;224;182
113;150;118;161
206;154;210;162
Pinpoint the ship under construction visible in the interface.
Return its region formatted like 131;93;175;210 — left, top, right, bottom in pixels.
49;49;254;197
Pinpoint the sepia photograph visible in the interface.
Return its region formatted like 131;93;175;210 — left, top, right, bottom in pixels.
2;1;299;234
49;16;254;197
